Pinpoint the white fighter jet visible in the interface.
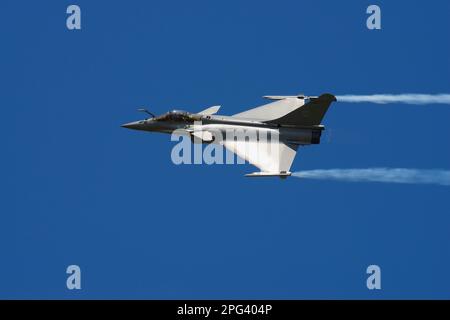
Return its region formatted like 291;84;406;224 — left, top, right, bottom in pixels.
122;93;336;178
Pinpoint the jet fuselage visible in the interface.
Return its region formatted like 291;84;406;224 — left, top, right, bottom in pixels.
121;112;323;145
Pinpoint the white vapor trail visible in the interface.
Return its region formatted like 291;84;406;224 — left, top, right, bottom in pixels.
336;94;450;105
292;168;450;186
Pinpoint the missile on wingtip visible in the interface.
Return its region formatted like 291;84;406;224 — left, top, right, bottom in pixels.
263;94;319;100
245;171;292;179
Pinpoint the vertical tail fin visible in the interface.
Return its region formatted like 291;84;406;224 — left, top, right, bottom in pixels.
265;93;336;126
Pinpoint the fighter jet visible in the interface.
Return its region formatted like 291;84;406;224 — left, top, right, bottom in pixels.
122;93;336;178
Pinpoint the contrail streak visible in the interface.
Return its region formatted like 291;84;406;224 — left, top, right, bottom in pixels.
292;168;450;186
336;94;450;105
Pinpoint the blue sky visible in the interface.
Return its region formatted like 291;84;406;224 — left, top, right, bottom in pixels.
1;0;449;299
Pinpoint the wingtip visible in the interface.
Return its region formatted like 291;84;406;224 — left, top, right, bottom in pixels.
245;171;292;178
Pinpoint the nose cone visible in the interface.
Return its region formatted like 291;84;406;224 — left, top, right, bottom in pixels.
121;120;143;130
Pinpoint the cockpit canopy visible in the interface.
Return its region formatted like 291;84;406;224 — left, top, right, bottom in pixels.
154;110;199;122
